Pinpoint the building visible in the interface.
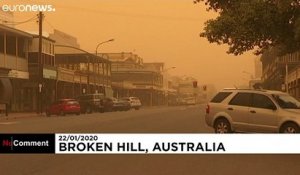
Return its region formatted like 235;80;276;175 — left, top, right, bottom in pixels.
101;52;165;106
49;29;80;48
261;49;300;97
0;24;32;111
55;51;112;98
24;35;56;112
0;23;114;112
287;64;300;100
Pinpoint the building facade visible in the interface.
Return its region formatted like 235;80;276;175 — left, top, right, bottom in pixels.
261;49;300;96
0;24;31;112
102;52;165;106
55;52;112;98
1;24;114;112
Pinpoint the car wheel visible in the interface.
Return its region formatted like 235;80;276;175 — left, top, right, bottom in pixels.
214;118;232;133
46;112;51;117
76;112;80;116
60;110;65;116
280;123;300;133
135;107;140;110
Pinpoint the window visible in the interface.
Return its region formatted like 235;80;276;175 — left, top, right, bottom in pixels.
229;92;252;107
252;94;276;109
17;37;26;58
6;35;16;55
272;94;300;109
211;92;232;103
0;33;4;53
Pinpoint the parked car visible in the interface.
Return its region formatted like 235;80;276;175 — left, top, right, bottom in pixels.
184;97;196;105
46;99;81;116
102;97;114;112
111;98;131;111
121;97;142;110
205;89;300;133
77;94;105;113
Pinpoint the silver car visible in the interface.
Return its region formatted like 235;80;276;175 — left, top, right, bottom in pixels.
205;89;300;133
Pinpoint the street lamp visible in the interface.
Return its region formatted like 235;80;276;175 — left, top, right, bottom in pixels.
95;39;115;56
95;39;114;94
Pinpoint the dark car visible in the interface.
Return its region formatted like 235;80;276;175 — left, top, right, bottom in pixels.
77;94;105;113
102;97;114;112
46;99;81;116
111;98;131;111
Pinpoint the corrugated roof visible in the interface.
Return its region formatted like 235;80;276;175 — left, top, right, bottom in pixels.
0;24;32;38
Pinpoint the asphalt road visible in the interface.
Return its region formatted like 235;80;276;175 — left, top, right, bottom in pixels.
1;105;300;175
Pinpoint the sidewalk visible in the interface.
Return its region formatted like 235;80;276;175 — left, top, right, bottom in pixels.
0;112;46;121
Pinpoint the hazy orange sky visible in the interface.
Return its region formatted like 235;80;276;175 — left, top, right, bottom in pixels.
2;0;256;90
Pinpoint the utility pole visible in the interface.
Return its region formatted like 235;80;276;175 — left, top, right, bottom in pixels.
38;11;44;114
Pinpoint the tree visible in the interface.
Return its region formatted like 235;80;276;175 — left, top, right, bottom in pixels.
194;0;300;55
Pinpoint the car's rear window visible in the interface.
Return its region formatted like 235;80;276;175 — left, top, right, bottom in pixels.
211;92;232;103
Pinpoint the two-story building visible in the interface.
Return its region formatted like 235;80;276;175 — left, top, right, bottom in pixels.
0;24;31;112
101;52;164;106
55;47;112;98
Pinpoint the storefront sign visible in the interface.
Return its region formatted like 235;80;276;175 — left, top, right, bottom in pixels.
8;70;29;79
43;68;57;79
57;68;74;83
74;75;81;83
80;76;88;84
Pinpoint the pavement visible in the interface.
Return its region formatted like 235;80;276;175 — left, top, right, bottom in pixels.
0;105;189;121
1;104;299;175
0;112;45;121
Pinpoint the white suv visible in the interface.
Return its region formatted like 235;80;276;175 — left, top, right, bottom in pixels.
121;97;142;110
205;89;300;133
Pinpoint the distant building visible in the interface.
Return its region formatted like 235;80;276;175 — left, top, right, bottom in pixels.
144;62;164;72
49;29;80;48
101;52;165;106
55;51;112;98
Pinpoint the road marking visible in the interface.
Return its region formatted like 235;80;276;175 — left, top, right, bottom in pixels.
0;121;19;125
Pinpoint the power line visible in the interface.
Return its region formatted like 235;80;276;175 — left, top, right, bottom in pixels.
0;15;38;25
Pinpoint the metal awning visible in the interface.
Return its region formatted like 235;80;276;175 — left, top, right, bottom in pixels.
0;24;32;38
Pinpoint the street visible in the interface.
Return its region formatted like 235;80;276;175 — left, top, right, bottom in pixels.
1;105;300;175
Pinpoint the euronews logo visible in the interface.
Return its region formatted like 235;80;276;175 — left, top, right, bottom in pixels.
1;4;56;12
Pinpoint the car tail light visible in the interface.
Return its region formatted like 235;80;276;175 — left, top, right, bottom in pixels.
206;104;210;114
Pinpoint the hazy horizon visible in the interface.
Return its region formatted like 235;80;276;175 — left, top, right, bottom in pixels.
3;0;256;90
